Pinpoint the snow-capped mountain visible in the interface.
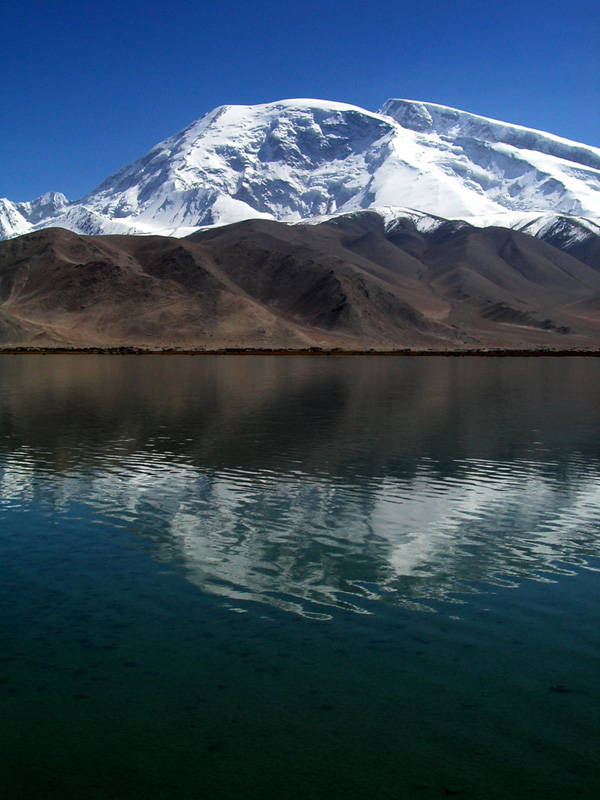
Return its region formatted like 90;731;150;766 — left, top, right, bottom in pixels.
0;192;69;239
2;98;599;241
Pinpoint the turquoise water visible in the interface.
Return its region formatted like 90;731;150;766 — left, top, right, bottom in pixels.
0;355;599;798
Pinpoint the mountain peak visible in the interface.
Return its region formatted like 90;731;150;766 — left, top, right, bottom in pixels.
380;98;600;171
379;99;435;132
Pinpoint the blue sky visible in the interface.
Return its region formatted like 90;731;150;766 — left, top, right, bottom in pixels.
2;0;598;201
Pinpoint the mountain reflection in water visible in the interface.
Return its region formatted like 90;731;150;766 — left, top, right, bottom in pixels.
1;355;599;616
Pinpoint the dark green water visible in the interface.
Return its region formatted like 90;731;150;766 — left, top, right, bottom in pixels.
0;355;599;799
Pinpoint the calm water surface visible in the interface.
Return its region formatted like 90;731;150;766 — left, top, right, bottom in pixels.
0;355;599;798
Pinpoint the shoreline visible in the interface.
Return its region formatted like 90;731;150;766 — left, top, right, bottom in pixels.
1;346;600;357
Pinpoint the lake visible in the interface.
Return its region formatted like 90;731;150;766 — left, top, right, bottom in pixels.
0;355;599;799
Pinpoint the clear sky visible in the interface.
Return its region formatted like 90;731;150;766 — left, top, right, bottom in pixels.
2;0;598;202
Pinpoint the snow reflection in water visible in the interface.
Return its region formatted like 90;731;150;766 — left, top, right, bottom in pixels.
1;354;599;617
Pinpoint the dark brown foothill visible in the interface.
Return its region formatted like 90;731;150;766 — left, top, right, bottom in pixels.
1;219;600;353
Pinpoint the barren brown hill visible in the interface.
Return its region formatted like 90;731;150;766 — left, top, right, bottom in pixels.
1;213;599;350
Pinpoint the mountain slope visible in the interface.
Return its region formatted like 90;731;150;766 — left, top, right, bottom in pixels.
1;213;599;350
2;99;599;241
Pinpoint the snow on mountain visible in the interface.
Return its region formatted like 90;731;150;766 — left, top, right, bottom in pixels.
513;212;600;268
1;98;599;241
78;99;397;233
0;192;69;239
0;199;30;239
380;100;600;221
515;212;600;241
380;100;600;171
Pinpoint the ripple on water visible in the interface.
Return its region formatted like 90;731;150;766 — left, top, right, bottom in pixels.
0;355;599;797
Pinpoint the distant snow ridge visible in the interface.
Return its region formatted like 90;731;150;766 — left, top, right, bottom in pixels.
0;192;69;239
1;98;599;241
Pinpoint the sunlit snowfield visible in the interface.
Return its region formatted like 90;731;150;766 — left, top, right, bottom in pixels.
1;355;599;799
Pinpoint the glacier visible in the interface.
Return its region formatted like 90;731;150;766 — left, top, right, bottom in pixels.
1;98;599;242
